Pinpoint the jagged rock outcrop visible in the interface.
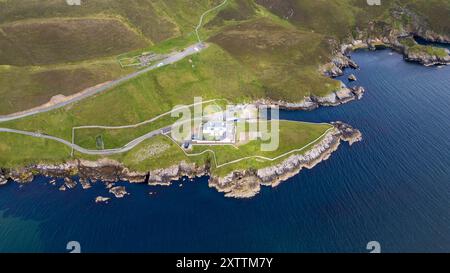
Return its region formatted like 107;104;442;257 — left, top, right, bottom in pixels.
79;178;92;189
0;158;205;193
256;84;365;111
0;174;8;186
109;186;129;198
404;48;450;66
209;122;362;198
7;168;34;184
321;52;359;78
64;177;77;189
95;196;110;203
147;161;207;186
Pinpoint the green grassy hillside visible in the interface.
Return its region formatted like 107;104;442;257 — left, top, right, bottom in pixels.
0;0;223;114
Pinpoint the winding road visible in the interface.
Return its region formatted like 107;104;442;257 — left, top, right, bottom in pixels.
0;1;232;156
0;115;208;155
0;0;230;123
0;43;206;123
195;0;229;43
0;126;172;155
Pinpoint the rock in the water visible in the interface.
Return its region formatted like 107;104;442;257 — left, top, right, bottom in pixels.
109;186;129;198
64;177;77;189
79;178;92;190
59;185;67;191
331;121;363;145
95;196;110;204
351;86;365;100
335;88;354;102
0;175;8;186
348;74;357;81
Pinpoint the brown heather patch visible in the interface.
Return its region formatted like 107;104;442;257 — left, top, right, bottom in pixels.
0;18;147;66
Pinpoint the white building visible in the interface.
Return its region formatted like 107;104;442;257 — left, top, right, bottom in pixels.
202;121;227;141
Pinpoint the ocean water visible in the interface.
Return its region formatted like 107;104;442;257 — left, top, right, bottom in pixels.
414;36;450;51
0;49;449;253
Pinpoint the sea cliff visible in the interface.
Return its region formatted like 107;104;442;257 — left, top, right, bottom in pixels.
0;122;361;199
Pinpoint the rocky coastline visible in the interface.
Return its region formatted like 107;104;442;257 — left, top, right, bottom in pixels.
209;122;362;198
255;85;365;112
319;7;450;82
255;31;448;113
0;122;361;199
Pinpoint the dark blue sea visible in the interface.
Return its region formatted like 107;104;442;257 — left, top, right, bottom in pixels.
0;49;449;253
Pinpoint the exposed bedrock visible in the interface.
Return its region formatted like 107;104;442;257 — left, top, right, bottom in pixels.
256;85;365;111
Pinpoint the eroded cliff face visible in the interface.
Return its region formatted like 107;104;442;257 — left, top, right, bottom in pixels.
1;159;206;190
255;85;365;112
404;49;450;66
0;173;8;186
318;6;450;78
269;8;448;113
209;122;362;198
